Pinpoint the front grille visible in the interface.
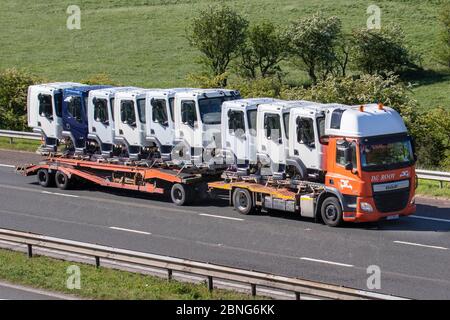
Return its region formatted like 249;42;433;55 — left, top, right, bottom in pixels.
373;188;410;213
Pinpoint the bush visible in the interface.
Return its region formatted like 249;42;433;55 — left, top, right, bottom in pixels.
0;68;40;131
286;13;345;83
81;73;119;86
230;76;283;98
351;25;420;75
412;107;450;169
187;5;248;86
186;72;230;88
281;73;416;113
237;22;289;79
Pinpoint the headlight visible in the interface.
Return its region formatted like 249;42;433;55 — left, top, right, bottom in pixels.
360;202;374;213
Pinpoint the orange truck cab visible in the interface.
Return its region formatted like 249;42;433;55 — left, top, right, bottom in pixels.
323;104;416;223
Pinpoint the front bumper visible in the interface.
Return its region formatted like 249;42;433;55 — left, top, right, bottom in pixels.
343;197;416;223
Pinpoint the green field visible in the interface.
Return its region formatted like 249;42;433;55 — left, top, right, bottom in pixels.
0;0;449;110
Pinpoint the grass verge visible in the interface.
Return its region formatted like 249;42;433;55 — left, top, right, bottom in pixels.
0;137;40;153
416;179;450;199
0;248;256;300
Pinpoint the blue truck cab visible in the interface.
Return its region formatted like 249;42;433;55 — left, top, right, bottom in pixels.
61;85;113;153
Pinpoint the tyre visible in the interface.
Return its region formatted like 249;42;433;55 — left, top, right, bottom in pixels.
321;197;343;227
170;183;191;206
55;171;71;190
233;188;254;215
37;169;54;188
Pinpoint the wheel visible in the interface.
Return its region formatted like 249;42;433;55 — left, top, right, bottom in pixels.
321;197;343;227
37;169;54;188
170;183;191;206
233;188;254;215
55;171;71;190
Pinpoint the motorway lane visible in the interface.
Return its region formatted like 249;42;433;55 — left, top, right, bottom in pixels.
0;151;449;299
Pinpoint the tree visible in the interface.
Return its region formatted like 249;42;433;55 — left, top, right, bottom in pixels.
187;6;248;86
435;3;450;68
351;25;419;75
286;13;344;83
237;22;289;79
0;68;40;131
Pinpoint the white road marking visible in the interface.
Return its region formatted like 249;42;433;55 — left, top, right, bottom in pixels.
109;226;151;235
393;241;448;250
41;191;79;198
409;215;450;223
0;164;15;168
300;257;354;268
199;213;245;221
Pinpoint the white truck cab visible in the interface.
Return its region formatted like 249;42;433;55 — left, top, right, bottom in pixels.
87;87;137;157
172;89;241;166
256;101;322;178
27;82;85;151
114;89;154;159
144;88;196;161
221;98;280;173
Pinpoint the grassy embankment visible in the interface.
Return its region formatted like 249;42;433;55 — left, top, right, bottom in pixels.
0;0;448;110
0;248;256;300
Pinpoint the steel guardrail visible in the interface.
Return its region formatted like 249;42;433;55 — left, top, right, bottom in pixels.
0;129;41;141
0;227;406;300
416;169;450;184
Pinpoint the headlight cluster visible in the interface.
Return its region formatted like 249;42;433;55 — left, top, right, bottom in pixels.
360;202;374;213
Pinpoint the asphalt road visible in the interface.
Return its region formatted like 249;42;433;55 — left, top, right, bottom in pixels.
0;282;65;300
0;150;449;299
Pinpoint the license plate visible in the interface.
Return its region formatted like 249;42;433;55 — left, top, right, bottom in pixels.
387;215;399;220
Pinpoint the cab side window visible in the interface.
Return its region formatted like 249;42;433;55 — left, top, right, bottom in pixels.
110;98;115;121
336;140;357;168
264;113;281;141
68;96;83;123
94;98;108;123
181;100;197;127
228;110;245;135
152;99;168;126
296;117;315;148
38;94;53;119
120;100;136;127
137;99;146;124
54;93;62;117
247;110;257;137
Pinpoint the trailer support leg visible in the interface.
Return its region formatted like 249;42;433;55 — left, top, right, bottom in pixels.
95;256;100;268
27;244;33;258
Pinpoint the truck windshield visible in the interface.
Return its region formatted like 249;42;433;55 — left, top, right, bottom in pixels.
360;136;414;171
198;98;223;125
198;95;239;125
